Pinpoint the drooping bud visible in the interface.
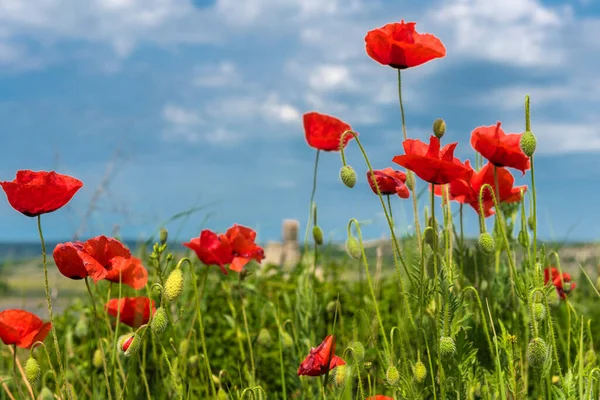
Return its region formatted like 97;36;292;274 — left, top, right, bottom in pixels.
528;216;535;231
413;361;427;383
345;236;361;260
386;365;400;386
348;341;365;362
326;300;340;315
340;165;357;188
312;225;324;245
257;328;273;347
118;333;142;357
405;171;415;191
39;387;55;400
179;338;190;357
477;232;495;255
527;337;548;369
585;349;597;366
518;230;529;248
439;336;456;358
25;357;41;386
532;303;546;322
151;307;168;335
93;348;103;369
331;364;348;388
281;331;294;349
520;131;537;157
164;267;184;302
217;388;229;400
160;228;169;245
74;315;89;339
433;118;446;139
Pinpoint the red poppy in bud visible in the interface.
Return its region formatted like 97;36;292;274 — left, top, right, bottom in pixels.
544;267;576;300
470;122;531;174
183;229;234;274
0;170;83;217
106;297;155;328
392;136;471;184
298;335;346;377
366;396;394;400
0;309;51;349
53;235;148;289
365;20;446;69
122;335;134;352
366;168;410;198
303;112;355;152
224;224;265;272
433;161;526;217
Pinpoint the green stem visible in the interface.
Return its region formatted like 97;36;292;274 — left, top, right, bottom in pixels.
303;150;320;250
37;215;69;400
238;277;256;386
84;278;114;400
12;344;26;399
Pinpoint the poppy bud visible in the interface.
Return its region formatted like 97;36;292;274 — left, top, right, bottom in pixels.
160;228;169;245
532;303;546;321
518;230;529;248
326;300;340;314
151;307;168;335
188;355;199;377
364;361;372;371
424;227;437;248
39;387;54;400
93;348;103;369
348;341;365;362
520;131;537;157
433;118;446;139
179;338;190;357
312;225;324;245
257;328;272;347
217;388;229;400
585;349;597;366
345;236;362;260
477;232;495;255
413;361;427;383
74;315;89;339
340;165;357;188
281;331;294;349
25;357;41;386
118;333;142;357
405;171;415;191
386;365;400;385
527;337;548;369
528;216;535;231
331;364;348;387
164;268;184;302
439;336;456;358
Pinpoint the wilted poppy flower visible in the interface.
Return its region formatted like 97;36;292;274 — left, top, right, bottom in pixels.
0;309;51;349
433;161;526;217
470;122;531;174
392;136;471;184
544;267;576;300
303;112;355;152
366;396;394;400
298;335;346;377
53;235;148;289
365;20;446;69
0;170;83;217
106;297;155;328
225;224;266;272
183;230;234;274
367;168;410;198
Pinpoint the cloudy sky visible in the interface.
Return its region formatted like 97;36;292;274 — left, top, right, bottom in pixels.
0;0;599;245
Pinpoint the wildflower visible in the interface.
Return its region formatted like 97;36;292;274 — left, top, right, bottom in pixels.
224;224;265;272
0;170;83;217
298;335;346;377
392;136;471;184
340;165;357;188
106;297;155;328
365;20;446;69
544;267;576;299
0;309;51;349
366;396;394;400
366;168;410;198
303;112;354;152
470;122;531;174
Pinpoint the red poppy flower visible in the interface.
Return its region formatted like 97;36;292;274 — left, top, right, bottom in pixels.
224;224;265;272
367;168;410;198
470;122;531;174
52;235;148;289
365;20;446;69
0;309;51;349
183;230;234;274
366;396;394;400
433;161;526;217
298;335;346;377
0;170;83;217
392;135;471;185
544;267;576;300
303;112;355;152
106;297;155;328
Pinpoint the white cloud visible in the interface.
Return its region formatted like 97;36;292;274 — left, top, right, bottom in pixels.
194;62;240;87
162;104;202;126
308;64;355;91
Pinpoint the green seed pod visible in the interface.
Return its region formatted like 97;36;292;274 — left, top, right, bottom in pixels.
257;328;273;347
348;341;365;362
25;357;41;386
518;230;529;248
151;307;168;335
345;236;361;260
520;131;537;157
477;232;495;255
93;348;103;369
164;268;184;302
532;303;546;322
159;228;169;245
340;165;357;188
331;364;348;387
312;225;324;245
413;361;427;383
439;336;456;358
527;337;548;369
386;365;400;385
433;118;446;139
38;387;54;400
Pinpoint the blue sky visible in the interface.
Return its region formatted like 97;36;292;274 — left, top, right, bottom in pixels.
0;0;599;245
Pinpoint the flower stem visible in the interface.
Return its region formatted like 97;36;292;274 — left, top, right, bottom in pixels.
12;345;26;400
303;150;320;250
238;277;256;386
84;278;113;400
37;215;69;400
